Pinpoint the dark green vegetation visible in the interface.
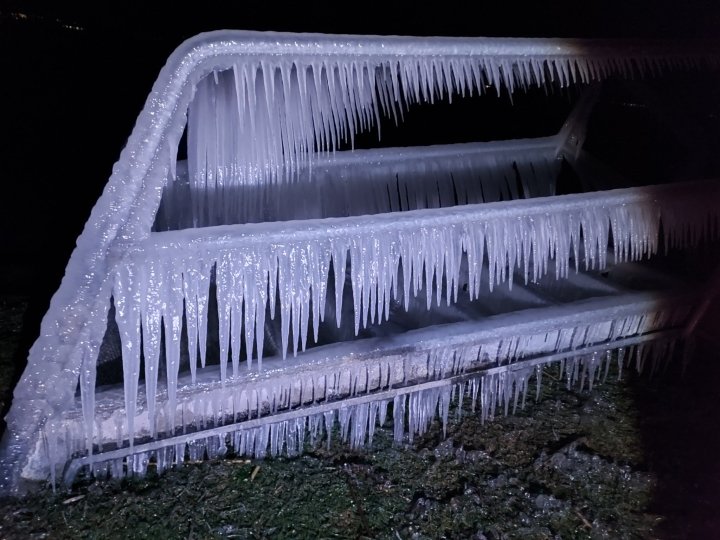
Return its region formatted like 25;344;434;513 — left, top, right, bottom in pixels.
1;296;719;539
0;296;27;419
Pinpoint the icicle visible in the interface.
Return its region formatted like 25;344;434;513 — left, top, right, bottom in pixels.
79;348;97;457
162;260;184;434
617;347;626;380
393;394;407;442
113;264;143;445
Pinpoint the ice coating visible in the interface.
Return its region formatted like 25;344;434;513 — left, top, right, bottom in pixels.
155;76;600;230
157;138;563;229
1;30;719;493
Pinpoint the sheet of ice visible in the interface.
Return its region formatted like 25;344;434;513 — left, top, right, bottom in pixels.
157;138;562;229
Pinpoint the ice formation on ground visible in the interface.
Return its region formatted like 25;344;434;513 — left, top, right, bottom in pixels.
1;31;719;493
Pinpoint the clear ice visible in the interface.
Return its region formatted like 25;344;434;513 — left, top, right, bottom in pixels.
1;31;719;493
